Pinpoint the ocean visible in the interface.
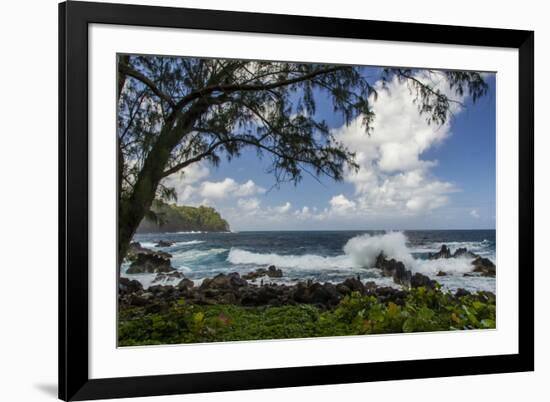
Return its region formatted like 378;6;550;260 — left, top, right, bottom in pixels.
123;230;496;293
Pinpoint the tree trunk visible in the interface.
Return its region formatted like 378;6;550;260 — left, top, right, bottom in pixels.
117;101;210;273
117;54;130;273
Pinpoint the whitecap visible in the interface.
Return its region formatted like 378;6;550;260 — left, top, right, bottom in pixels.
343;232;415;268
227;248;354;270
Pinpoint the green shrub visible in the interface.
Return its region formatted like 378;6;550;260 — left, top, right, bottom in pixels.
118;287;496;346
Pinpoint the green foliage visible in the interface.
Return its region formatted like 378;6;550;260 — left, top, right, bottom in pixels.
137;199;230;233
118;287;496;346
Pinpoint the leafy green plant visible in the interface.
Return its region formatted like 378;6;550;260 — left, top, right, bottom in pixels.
118;286;496;346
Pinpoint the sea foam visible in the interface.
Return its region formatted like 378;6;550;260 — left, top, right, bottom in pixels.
227;248;354;270
343;232;415;268
227;231;489;277
228;232;414;270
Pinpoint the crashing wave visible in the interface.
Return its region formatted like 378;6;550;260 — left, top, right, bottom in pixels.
227;231;494;277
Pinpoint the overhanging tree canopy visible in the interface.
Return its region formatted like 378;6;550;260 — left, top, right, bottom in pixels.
117;55;487;269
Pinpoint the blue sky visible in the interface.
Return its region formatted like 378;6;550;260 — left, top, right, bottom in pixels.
164;69;496;231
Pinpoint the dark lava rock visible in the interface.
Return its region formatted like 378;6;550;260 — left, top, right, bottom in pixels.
267;265;283;278
436;271;447;277
243;265;284;280
126;252;175;274
177;278;195;290
453;247;479;259
375;252;440;289
429;245;480;260
364;281;378;292
128;241;145;253
455;288;471;298
241;285;288;306
148;284;178;296
155;240;174;248
152;271;185;283
410;272;438;289
471;257;496;277
309;282;340;307
429;245;452;259
392;264;412;287
335;284;351;295
375;286;398;297
291;282;310;303
200;273;248;290
342;277;365;293
217;292;238;305
475;291;496;303
375;253;412;287
127;293;148;307
119;277;143;295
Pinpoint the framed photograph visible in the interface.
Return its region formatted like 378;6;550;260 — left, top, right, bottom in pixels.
59;1;534;400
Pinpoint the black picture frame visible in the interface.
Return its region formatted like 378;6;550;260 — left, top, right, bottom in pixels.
59;1;534;400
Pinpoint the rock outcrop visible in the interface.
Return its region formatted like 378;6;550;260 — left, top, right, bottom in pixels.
125;242;175;274
429;245;452;259
152;271;185;283
453;247;479;259
119;269;493;312
119;272;413;310
374;253;437;289
428;244;496;277
242;265;284;280
155;240;173;248
429;245;482;260
471;257;496;277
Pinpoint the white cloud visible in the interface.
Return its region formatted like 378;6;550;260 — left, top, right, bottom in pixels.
329;72;464;218
470;209;480;219
275;202;292;214
237;197;261;212
200;178;239;199
200;178;265;199
294;206;312;220
329;194;356;214
162;163;210;202
163;164;265;203
233;179;266;197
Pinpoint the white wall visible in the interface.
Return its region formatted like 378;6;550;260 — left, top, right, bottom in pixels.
0;0;546;401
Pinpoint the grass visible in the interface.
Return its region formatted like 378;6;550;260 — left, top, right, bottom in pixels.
118;287;496;346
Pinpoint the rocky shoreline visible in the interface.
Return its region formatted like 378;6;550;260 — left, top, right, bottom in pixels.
119;242;496;312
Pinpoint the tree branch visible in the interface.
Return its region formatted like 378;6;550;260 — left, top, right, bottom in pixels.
119;63;176;109
394;69;465;107
161;138;232;178
168;66;347;121
161;130;342;183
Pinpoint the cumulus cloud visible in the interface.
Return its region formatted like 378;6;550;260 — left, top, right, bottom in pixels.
328;72;464;218
294;206;312;220
200;178;265;200
329;194;356;214
237;197;261;212
470;209;480;219
163;164;265;203
162;163;210;202
200;178;240;199
234;180;266;197
275;202;292;214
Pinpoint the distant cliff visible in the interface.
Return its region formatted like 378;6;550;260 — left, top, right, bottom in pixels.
136;201;230;233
